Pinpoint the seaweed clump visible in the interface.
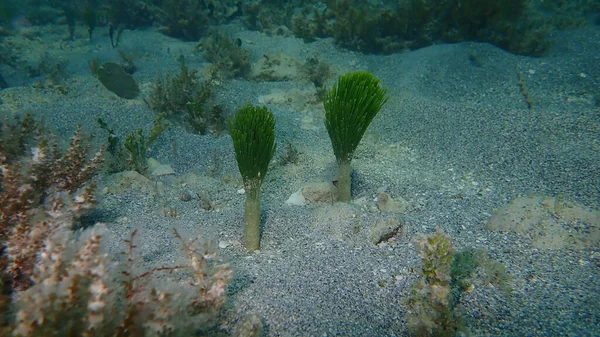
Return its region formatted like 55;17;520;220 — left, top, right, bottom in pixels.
0;114;103;294
0;113;41;160
228;104;277;251
538;0;600;28
103;0;241;40
148;56;225;134
407;230;513;336
198;30;252;79
156;0;209;41
407;229;461;337
105;0;157;29
241;0;551;56
97;114;169;175
301;56;332;98
241;0;298;34
27;53;69;92
330;0;549;55
0;112;248;336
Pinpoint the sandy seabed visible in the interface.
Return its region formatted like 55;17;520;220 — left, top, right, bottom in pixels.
1;21;599;336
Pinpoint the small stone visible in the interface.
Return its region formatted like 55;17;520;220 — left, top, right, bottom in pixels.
370;218;404;245
377;192;408;213
285;188;306;206
151;164;175;176
180;191;192;202
302;180;338;203
147;158;161;172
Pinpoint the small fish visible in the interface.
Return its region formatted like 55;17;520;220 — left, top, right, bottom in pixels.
109;23;115;48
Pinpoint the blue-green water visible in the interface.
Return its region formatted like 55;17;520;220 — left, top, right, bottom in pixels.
0;1;598;336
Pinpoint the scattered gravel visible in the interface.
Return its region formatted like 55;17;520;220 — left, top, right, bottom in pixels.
1;21;598;337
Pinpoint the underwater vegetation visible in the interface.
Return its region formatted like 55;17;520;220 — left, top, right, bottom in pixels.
225;70;387;250
324;71;389;201
287;0;550;55
0;0;593;57
155;0;210;41
228;104;277;251
539;0;600;27
407;230;460;337
197;30;252;79
0;0;596;335
148;56;226;135
0;114;103;293
0;115;260;336
407;230;512;337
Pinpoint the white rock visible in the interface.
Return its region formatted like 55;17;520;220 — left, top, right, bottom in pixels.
285;188;306;206
147;158;175;176
151;164;175;176
377;192;408;213
147;158;161;172
302;180;338;203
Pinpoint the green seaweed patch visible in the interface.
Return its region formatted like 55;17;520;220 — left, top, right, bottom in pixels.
148;56;224;135
123;114;169;174
450;248;513;306
407;229;462;337
198;31;251;79
97;115;168;175
450;248;482;295
407;230;513;336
